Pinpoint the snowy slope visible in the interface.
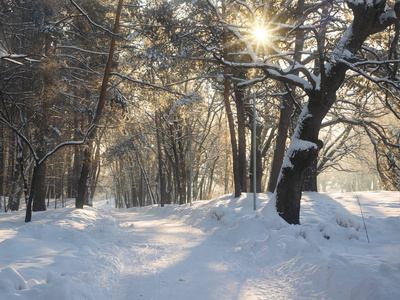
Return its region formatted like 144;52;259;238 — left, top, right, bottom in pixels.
0;192;399;299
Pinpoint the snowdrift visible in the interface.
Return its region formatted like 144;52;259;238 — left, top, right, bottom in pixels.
0;192;399;299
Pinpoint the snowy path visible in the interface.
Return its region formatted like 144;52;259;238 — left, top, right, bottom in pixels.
2;192;398;299
110;210;300;300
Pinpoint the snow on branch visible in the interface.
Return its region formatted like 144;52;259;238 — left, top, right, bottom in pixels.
0;113;39;162
56;46;109;56
69;0;115;35
206;0;319;93
169;93;200;116
110;72;187;97
1;110;94;166
0;45;27;65
237;75;267;87
38;138;89;166
164;75;216;87
335;57;400;89
217;57;316;92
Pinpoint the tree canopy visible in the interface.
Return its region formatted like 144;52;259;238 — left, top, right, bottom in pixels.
1;0;399;224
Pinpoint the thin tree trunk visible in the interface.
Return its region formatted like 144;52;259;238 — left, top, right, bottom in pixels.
170;123;184;204
8;135;20;211
136;152;155;206
89;137;102;204
222;1;241;197
0;122;4;200
250;123;263;193
155;111;166;207
267;93;294;193
75;145;91;209
25;164;39;222
71;115;82;198
235;82;247;192
177;125;187;204
223;73;241;197
32;149;47;212
16;137;29;208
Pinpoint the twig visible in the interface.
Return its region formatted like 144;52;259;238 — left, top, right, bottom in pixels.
69;0;115;35
354;192;370;243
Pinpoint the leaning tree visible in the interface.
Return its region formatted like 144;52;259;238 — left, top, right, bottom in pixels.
206;0;400;224
271;0;400;224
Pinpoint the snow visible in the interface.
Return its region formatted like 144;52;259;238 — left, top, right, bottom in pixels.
168;93;198;116
347;0;374;7
0;45;7;58
267;69;314;91
0;191;399;299
280;104;317;169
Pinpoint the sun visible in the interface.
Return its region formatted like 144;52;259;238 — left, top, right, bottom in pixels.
252;25;269;43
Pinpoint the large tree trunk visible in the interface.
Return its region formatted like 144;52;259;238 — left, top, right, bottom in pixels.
274;99;330;224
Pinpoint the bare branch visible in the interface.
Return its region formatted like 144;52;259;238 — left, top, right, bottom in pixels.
69;0;115;35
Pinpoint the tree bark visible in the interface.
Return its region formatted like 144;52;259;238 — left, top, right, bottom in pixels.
25;164;40;222
267;93;294;192
275;102;328;224
32;148;47;212
70;115;82;198
223;73;241;197
177;125;187;204
235;82;247;192
302;157;319;192
75;145;91;209
89;137;102;204
222;5;241;197
155;110;166;207
0;122;4;200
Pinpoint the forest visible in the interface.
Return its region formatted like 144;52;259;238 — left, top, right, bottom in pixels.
1;0;399;224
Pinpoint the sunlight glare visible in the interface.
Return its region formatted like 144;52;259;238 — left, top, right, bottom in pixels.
252;25;269;43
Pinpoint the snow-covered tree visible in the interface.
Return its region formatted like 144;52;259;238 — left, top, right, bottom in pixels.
203;0;400;224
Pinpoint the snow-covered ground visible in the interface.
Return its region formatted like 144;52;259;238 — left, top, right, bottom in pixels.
0;192;399;299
